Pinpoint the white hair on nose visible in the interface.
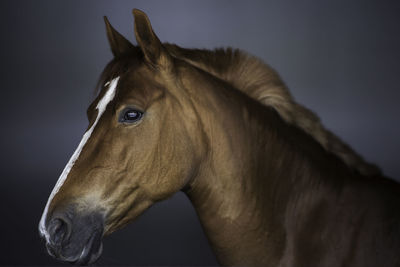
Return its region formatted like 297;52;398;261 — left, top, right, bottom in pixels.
39;76;120;243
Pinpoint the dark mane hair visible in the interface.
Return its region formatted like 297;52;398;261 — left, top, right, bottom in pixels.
166;44;381;177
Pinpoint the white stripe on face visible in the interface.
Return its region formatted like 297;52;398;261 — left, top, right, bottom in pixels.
39;76;120;243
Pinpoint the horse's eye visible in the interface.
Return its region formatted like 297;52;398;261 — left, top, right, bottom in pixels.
119;108;143;123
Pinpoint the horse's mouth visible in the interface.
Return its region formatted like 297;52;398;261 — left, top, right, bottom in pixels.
72;231;103;265
46;229;103;265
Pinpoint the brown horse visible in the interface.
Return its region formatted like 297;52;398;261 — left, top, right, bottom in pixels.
39;9;400;266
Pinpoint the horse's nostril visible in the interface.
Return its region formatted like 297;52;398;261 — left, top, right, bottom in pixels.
48;217;70;245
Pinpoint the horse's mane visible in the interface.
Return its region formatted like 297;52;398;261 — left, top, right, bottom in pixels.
165;44;381;177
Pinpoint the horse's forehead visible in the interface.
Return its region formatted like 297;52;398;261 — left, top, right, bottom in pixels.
115;68;165;103
90;64;166;116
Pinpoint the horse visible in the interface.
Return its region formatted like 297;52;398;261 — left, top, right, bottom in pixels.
39;9;400;266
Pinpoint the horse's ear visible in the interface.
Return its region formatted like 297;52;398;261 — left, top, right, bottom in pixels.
133;9;171;67
104;16;135;57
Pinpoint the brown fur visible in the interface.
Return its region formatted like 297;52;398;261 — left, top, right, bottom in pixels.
41;9;400;267
165;45;381;177
96;45;381;176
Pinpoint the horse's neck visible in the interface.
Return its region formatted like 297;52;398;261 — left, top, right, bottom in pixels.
184;79;354;265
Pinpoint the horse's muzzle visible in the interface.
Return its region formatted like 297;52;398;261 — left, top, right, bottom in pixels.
41;207;104;265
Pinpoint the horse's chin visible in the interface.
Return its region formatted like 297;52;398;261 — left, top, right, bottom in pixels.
46;230;103;265
71;232;103;265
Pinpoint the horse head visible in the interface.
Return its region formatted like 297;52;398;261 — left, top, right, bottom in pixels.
39;9;207;264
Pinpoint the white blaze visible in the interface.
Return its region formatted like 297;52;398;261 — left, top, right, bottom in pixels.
39;77;120;242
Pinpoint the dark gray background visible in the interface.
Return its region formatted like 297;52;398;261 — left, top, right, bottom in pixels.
0;0;399;265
